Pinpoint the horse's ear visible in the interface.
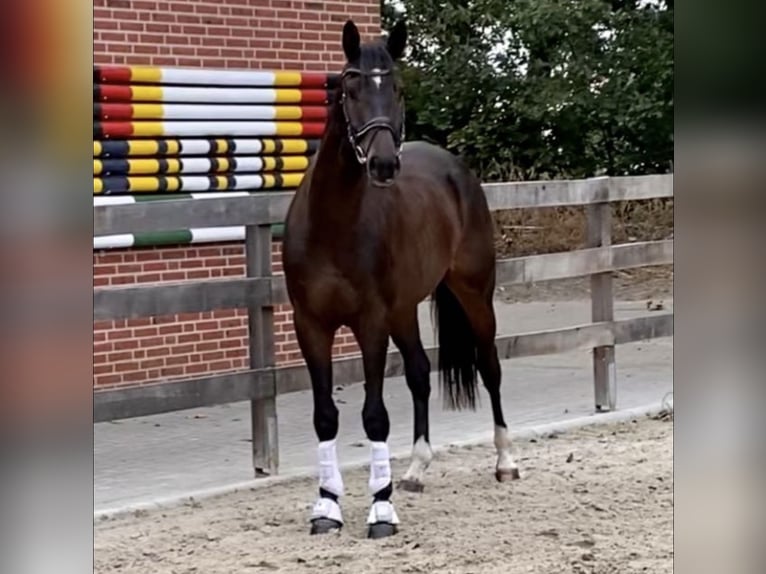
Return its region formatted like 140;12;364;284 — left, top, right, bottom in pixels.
342;20;361;62
386;20;407;60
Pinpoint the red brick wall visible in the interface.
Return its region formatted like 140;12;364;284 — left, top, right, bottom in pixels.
93;0;379;391
93;244;359;390
93;0;380;70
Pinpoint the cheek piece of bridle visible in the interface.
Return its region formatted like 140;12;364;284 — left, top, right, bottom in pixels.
340;67;406;167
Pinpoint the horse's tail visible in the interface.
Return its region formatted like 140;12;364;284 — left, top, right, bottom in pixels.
431;280;478;411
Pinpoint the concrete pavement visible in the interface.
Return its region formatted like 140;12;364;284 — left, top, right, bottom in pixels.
94;299;673;513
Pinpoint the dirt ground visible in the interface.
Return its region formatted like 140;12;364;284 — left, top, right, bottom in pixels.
95;416;673;574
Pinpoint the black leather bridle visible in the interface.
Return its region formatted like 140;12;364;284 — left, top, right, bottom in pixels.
340;67;405;165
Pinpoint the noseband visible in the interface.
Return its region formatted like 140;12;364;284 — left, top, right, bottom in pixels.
340;67;405;165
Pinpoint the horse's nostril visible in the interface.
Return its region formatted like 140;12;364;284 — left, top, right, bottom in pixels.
369;156;396;181
367;156;397;186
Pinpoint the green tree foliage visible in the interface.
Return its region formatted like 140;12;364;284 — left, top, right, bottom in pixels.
381;0;673;180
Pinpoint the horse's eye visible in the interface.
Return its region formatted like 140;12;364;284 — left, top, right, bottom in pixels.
344;76;360;100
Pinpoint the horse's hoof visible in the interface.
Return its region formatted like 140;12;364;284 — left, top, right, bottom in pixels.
397;478;425;493
495;467;521;482
310;518;343;535
367;522;398;539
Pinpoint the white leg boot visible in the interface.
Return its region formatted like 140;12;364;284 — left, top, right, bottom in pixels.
310;440;344;534
367;441;399;539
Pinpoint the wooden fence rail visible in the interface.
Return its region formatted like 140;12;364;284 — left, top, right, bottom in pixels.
93;174;674;476
93;240;672;322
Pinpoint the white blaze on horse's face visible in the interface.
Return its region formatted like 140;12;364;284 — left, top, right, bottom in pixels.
370;68;384;90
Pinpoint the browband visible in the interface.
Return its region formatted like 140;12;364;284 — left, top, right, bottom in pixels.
340;67;405;165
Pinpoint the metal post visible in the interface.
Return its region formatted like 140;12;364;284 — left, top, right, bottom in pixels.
245;223;279;476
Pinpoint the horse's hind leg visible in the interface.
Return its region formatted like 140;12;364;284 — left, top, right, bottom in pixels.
293;311;344;534
391;311;433;493
446;279;520;481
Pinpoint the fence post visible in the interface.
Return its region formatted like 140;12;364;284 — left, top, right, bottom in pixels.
587;188;617;412
245;223;279;476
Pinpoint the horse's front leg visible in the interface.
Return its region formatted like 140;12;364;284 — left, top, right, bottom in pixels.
293;311;343;535
354;319;399;539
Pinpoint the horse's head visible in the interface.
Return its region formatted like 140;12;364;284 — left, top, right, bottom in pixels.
339;19;407;187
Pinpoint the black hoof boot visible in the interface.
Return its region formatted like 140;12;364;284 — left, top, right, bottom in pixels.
367;522;397;539
310;518;343;535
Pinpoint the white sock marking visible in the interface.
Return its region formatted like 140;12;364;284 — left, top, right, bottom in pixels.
494;425;519;472
402;437;433;483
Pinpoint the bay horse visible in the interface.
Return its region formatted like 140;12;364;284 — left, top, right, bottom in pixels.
282;19;520;539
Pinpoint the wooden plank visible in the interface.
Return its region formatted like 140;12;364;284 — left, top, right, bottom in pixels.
483;177;607;210
495;240;673;285
612;240;673;269
94;313;673;421
94;241;670;322
588;202;616;412
93;175;674;236
482;174;672;211
275;350;413;396
93;369;275;422
276;315;673;396
608;174;673;202
94;192;294;236
495;323;613;359
247;224;279;476
270;275;289;305
613;313;673;343
93;277;272;321
497;314;671;360
496;247;608;285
